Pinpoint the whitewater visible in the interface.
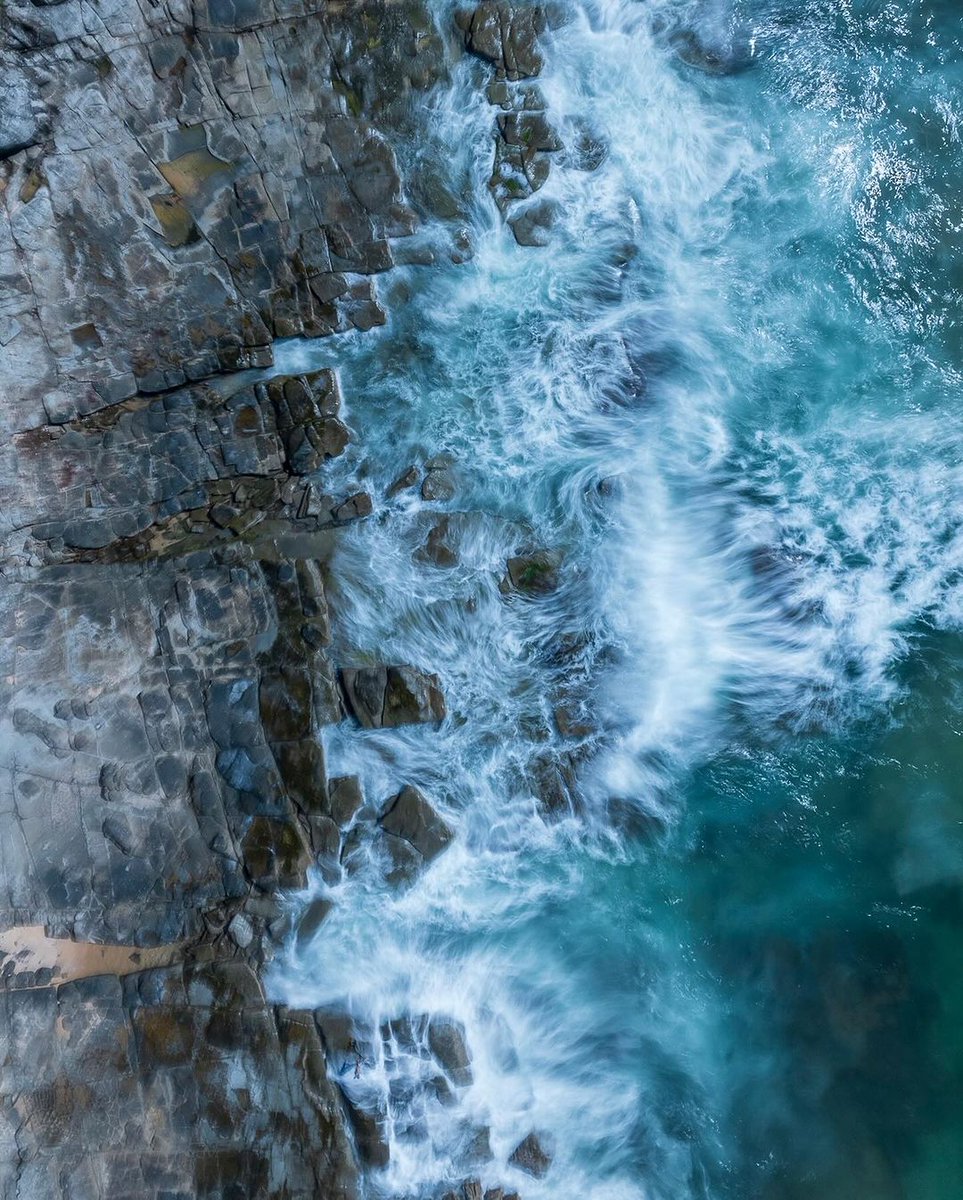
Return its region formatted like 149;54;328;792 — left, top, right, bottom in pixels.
273;2;963;1198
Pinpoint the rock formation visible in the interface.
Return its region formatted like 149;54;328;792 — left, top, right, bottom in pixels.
0;0;457;1196
0;0;560;1196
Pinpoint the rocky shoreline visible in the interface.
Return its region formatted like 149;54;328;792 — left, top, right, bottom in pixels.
0;2;566;1197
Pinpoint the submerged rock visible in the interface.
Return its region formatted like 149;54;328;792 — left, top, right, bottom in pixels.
427;1016;473;1086
505;548;562;593
415;517;459;568
508;200;557;247
296;896;334;948
508;1130;554;1177
671;27;754;75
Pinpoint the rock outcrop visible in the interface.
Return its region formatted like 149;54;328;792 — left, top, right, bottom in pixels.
0;1;458;1197
458;2;565;242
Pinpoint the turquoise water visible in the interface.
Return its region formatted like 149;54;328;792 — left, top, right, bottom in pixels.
275;1;963;1196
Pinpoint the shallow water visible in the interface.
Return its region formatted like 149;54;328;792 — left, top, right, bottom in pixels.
272;1;963;1196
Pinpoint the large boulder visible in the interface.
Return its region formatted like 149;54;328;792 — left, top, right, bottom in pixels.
459;3;546;80
384;665;447;726
340;665;447;728
379;785;454;861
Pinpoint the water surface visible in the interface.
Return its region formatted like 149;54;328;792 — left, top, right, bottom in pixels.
274;2;963;1196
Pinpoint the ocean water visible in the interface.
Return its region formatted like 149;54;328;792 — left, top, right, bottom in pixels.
273;1;963;1196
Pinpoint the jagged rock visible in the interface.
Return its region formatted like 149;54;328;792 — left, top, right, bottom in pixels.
0;2;459;1197
388;465;420;497
0;55;46;159
422;467;456;502
497;110;562;152
340;664;447;729
334;492;374;522
228;912;255;949
381;830;426;886
427;1016;473;1086
508;1130;554;1177
379;785;454;861
505;548;562;593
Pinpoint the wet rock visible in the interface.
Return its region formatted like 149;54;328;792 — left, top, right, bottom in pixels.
259;670;312;743
333;492;374;522
381;831;427;887
348;1099;391;1168
327;775;365;827
498;110;562;152
509;200;557;247
415;517;459;568
379;785;454;862
528;751;577;817
339;665;389;728
505;548;562;593
241;815;312;890
460;3;546;80
422;465;456;502
463;1124;493;1163
427;1016;473;1086
429;1074;458;1107
296;896;334;948
463;1180;484;1200
553;702;595;740
508;1130;554;1177
388;465;421;497
383;666;447;726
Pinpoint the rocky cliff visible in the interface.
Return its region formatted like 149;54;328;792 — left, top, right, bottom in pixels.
0;2;554;1197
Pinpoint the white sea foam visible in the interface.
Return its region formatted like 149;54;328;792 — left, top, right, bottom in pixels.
272;0;963;1196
